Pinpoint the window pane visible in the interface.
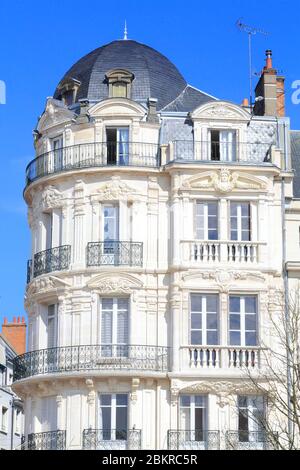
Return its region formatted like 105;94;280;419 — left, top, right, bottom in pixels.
180;395;191;407
245;315;256;330
241;204;250;217
231;231;238;241
117;298;128;310
208;203;218;216
100;395;111;406
230;331;241;346
242;230;251;241
238;409;249;432
102;298;113;310
207;295;217;313
116;407;127;436
101;408;111;432
242;217;250;230
231;217;238;230
196;203;204;215
230;297;240;313
230;203;238;216
191;331;202;345
191;314;202;329
238;396;248;408
207;314;217;329
194;395;206;407
195;408;204;433
245;332;257;346
245;297;257;314
207;331;218;345
230;314;240;330
208;217;217;229
191;295;202;312
208;229;218;240
116;394;128;406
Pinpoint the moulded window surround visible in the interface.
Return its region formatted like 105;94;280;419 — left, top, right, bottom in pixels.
106;69;134;99
195;201;219;240
98;393;128;441
229;295;258;347
179;395;208;441
190;293;219;346
238;395;265;441
56;77;81;106
1;407;8;433
209;129;237;162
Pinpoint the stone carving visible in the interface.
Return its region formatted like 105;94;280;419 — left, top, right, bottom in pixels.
27;276;70;297
37;98;75;132
179;380;258;397
130;378;140;404
183;270;266;292
201;105;240;119
87;274;143;295
97;176;136;201
41;185;63;209
182;169;267;193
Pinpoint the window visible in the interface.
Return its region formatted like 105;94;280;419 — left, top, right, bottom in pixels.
238;396;264;442
52;136;63;171
44;211;53;250
15;410;21;435
180;395;207;441
209;130;236;161
101;298;129;356
103;205;119;242
56;77;81;106
229;296;257;346
1;407;8;433
99;394;128;441
47;304;57;349
106;69;134;99
190;294;219;345
196;201;218;240
106;127;129;165
230;202;251;241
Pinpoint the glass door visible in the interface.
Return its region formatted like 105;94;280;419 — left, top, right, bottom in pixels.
103;205;119;263
99;394;128;449
101;298;129;357
52;136;63;171
179;395;207;449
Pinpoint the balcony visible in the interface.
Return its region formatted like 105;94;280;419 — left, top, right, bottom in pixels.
168;430;220;450
82;429;141;450
225;431;278;450
87;241;143;267
25;142;160;186
181;240;266;266
27;430;66;450
13;344;169;381
171;140;272;162
27;245;71;280
180;346;264;371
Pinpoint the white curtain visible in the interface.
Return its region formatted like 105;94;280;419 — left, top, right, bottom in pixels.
220;130;236;162
118;128;129;165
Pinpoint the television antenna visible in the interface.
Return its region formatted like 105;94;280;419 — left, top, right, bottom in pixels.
236;18;270;109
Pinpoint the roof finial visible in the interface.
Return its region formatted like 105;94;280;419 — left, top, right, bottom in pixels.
123;20;128;40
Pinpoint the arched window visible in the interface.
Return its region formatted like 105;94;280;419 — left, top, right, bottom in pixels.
106;69;134;99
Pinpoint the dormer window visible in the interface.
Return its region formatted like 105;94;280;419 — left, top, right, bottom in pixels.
106;69;134;99
56;77;81;106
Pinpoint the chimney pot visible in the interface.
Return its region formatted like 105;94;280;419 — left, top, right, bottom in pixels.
21;316;25;323
17;316;20;323
3;317;7;324
13;316;16;323
265;49;273;70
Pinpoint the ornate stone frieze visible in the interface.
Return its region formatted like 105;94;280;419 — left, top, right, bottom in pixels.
86;273;143;296
181;169;267;194
183;270;266;292
95;176;137;202
27;275;70;298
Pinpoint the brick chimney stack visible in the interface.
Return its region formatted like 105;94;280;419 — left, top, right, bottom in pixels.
1;316;26;355
253;50;285;117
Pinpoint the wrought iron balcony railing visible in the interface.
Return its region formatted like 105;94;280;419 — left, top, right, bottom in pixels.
172;140;272;162
31;245;71;279
82;429;141;450
225;431;278;450
27;430;66;450
26;142;160;185
168;430;220;450
13;344;169;381
87;241;143;267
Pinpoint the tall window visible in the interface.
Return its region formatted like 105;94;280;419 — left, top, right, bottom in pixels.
106;127;129;165
52;136;63;171
196;202;218;240
99;394;128;441
44;211;53;250
47;304;57;349
230;202;251;241
180;395;207;441
238;396;264;442
103;204;119;261
210;130;236;161
190;294;219;345
1;407;8;433
101;298;129;356
229;296;257;346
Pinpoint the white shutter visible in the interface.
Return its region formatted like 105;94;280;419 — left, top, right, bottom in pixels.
47;305;56;349
117;311;128;344
101;311;112;344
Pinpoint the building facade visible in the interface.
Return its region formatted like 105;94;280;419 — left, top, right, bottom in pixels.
1;318;26;450
12;39;296;450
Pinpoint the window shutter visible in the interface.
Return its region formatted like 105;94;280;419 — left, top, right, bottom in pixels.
101;311;113;344
117;311;128;344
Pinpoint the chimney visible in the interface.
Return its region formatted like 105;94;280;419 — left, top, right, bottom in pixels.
254;50;285;117
1;316;27;355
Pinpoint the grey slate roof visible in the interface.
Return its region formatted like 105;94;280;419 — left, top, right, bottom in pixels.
54;40;187;111
291;131;300;198
161;85;217;112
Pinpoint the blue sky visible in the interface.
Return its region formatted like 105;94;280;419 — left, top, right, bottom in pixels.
0;0;299;327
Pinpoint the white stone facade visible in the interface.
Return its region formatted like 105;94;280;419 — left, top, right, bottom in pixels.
12;45;296;450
